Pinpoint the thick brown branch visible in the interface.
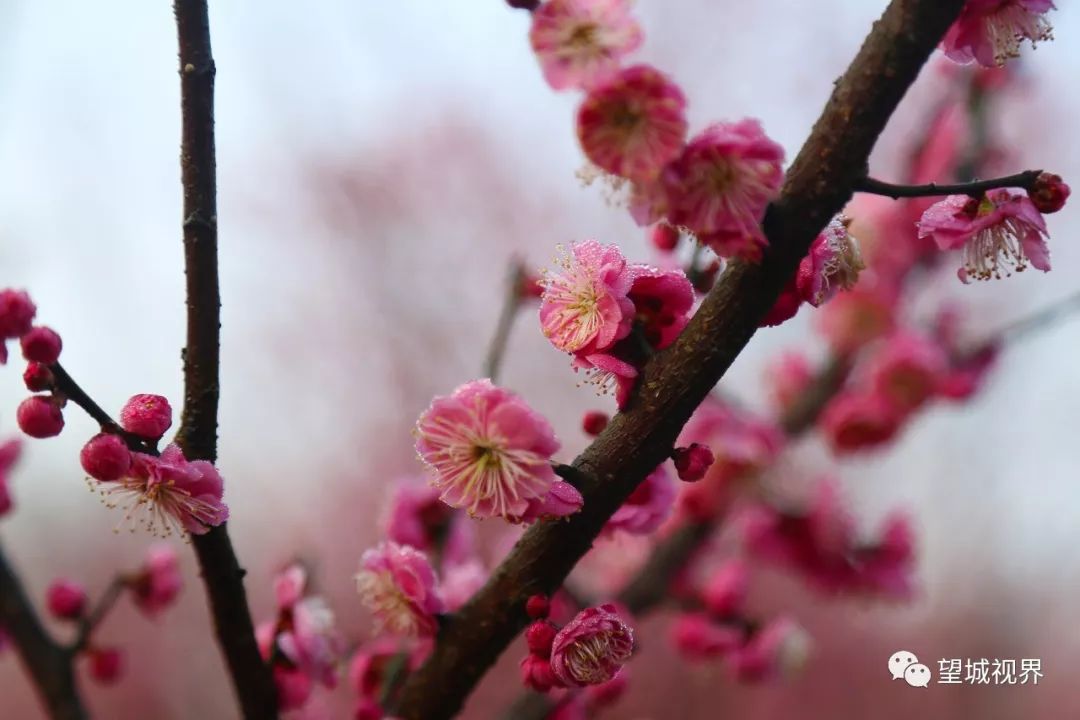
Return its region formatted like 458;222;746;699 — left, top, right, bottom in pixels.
172;1;278;717
0;542;86;720
853;169;1042;199
391;2;966;717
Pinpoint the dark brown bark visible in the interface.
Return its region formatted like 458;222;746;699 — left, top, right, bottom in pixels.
391;2;966;717
172;1;278;717
0;544;86;720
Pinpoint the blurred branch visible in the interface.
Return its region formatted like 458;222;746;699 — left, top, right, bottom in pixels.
973;289;1080;352
69;576;128;655
171;1;278;717
853;169;1042;199
0;542;87;720
391;2;967;717
483;259;528;383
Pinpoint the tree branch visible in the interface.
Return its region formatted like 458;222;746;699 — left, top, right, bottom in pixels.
0;542;86;720
482;260;527;383
172;1;278;717
390;2;967;717
48;363;155;454
853;169;1042;199
69;576;128;655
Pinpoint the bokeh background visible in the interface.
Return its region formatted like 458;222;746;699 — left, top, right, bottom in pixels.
1;1;1078;718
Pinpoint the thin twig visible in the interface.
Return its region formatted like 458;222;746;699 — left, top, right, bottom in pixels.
853;169;1042;199
48;363;155;454
172;1;278;717
483;260;527;383
69;576;128;655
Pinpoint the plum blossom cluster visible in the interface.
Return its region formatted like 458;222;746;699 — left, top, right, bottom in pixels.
941;0;1056;68
528;1;788;262
0;289;65;438
40;545;184;687
82;409;229;537
257;564;344;711
520;597;634;695
669;560;811;682
741;479;916;598
540;240;694;406
414;379;582;522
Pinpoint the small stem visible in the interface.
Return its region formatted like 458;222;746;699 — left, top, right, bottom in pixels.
853;169;1042;199
69;576;128;655
48;364;156;454
482;260;527;383
964;289;1080;358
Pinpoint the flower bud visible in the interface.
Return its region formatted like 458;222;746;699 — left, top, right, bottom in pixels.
87;647;124;685
520;653;559;692
0;289;36;339
23;362;53;392
671;443;713;482
649;224;681;252
17;396;64;438
119;394;173;440
581;411;609;436
80;433;132;482
20;326;62;364
526;621;558;658
46;579;87;620
526;593;551;620
1030;172;1070;214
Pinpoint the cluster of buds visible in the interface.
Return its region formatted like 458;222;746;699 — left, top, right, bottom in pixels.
520;594;634;700
0;289;66;439
41;545;182;687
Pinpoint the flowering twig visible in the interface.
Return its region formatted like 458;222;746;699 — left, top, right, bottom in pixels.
171;1;278;717
69;576;128;655
48;364;155;454
0;542;87;720
390;2;968;717
483;259;528;383
853;169;1042;199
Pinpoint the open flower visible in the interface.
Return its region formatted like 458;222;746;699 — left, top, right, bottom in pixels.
277;596;343;688
415;380;560;520
662;119;785;258
130;544;183;617
918;189;1051;283
865;332;948;413
603;463;675;536
550;604;634;686
576;65;688;182
625;265;694;350
796;215;865;306
95;443;228;536
540;240;636;355
941;0;1055;68
529;0;642;91
356;542;444;637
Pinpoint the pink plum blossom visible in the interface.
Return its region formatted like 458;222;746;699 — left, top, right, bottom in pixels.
576;65;688;182
820;391;905;455
16;396;64;439
355;542;444;637
702;559;750;617
729;617;811;682
603;463;675;536
540;240;636;355
866;331;948;413
941;0;1055;68
277;596;343;688
96;443;228;536
763;351;813;414
670;612;743;661
439;559;488;612
119;394;173;440
529;0;642;91
510;479;584;523
815;283;897;354
661;119;785;259
382;479;461;554
796;216;865;306
130;545;183;617
550;603;634;686
917;189;1051;283
625;264;694;350
415;379;560;520
671;443;713;483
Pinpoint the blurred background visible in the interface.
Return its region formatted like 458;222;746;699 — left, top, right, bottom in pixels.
1;1;1078;718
